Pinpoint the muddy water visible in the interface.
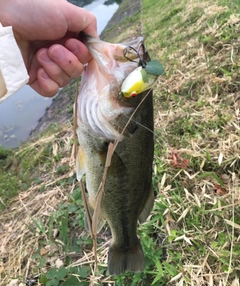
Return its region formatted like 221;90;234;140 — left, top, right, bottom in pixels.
0;0;122;149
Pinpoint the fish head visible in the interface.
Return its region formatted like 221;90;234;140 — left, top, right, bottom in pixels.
77;34;150;140
80;34;146;92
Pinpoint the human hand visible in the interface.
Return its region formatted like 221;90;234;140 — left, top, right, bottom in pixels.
0;0;98;96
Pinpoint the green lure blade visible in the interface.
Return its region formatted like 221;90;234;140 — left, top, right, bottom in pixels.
145;60;164;76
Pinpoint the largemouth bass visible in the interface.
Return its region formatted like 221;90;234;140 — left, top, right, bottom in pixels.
76;35;154;276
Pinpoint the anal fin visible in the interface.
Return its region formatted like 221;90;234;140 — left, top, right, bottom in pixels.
139;185;154;224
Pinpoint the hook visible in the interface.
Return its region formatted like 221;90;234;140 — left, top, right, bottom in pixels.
123;45;146;68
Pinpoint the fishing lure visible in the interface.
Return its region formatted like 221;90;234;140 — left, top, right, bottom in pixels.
120;46;164;98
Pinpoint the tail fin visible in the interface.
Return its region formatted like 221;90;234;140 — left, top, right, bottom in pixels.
108;240;144;276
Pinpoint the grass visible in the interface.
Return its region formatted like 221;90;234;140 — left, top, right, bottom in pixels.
0;0;240;285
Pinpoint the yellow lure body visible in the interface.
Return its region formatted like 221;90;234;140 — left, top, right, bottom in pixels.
121;66;157;98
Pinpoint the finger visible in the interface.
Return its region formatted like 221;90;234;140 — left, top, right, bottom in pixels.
28;52;41;85
30;68;59;97
63;2;98;38
65;38;92;64
48;44;85;78
37;48;71;87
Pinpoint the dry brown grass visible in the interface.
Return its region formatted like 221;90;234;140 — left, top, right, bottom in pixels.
0;126;75;285
145;0;240;284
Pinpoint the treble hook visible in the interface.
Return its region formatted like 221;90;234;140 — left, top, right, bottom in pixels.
123;45;146;68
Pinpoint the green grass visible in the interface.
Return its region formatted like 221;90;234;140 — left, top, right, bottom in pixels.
0;124;70;211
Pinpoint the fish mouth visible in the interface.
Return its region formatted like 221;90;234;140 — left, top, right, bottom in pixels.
79;33;145;76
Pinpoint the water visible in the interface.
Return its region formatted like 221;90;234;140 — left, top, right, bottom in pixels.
0;86;52;148
0;0;121;149
70;0;122;34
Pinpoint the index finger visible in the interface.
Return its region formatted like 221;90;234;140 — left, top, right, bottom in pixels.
63;2;98;38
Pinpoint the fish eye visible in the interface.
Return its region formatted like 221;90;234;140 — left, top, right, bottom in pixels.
113;55;129;62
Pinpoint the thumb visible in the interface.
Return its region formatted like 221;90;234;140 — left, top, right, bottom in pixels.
63;1;98;38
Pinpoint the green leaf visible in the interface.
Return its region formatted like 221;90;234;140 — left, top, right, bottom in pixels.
163;261;177;276
61;276;80;286
40;184;46;192
39;275;48;285
56;267;68;280
198;172;224;186
155;260;163;275
146;60;164;76
38;257;46;268
46;278;59;286
79;266;89;278
34;178;43;184
69;267;79;275
46;267;57;279
67;203;78;213
152;274;163;285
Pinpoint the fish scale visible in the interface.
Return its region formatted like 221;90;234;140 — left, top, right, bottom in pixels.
76;35;154;276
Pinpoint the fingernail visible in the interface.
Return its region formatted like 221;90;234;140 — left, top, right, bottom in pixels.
39;50;51;62
50;46;65;60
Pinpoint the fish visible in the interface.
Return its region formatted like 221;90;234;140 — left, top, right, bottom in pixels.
76;34;154;276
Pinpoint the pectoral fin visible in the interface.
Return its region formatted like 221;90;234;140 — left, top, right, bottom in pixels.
76;147;86;181
138;185;154;223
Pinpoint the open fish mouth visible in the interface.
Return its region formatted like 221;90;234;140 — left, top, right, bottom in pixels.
79;33;145;81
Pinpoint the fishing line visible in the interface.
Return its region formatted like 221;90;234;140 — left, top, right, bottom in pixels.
118;89;152;139
123;113;164;145
119;65;161;139
123;114;155;135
